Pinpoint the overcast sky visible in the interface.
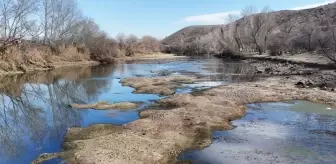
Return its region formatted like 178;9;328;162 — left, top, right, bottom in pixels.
78;0;336;39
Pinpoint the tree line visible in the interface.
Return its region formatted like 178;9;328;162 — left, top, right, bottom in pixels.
171;5;336;62
0;0;161;61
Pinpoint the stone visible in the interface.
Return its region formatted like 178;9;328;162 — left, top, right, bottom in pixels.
306;80;314;87
295;81;306;88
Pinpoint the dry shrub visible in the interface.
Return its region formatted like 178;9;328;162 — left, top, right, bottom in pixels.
0;60;12;72
115;35;161;57
59;45;90;62
267;44;282;56
0;43;91;73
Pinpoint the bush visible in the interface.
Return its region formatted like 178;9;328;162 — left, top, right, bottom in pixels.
268;44;282;56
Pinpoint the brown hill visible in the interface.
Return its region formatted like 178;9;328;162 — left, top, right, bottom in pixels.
162;2;336;56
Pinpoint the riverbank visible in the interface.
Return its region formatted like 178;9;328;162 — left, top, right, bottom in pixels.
113;53;187;62
33;73;336;164
221;52;336;91
0;52;182;76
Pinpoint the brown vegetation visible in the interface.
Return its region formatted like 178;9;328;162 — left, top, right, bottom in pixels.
0;43;91;74
162;2;336;64
0;0;162;74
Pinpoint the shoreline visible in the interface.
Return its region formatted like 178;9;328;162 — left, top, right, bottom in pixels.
0;53;184;77
0;61;100;76
32;73;336;164
113;53;188;63
217;53;336;70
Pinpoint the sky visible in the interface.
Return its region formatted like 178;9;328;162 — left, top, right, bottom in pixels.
78;0;336;39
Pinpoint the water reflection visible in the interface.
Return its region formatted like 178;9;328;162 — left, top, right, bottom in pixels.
179;101;336;164
0;57;255;164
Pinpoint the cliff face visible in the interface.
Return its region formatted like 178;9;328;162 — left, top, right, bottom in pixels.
162;2;336;56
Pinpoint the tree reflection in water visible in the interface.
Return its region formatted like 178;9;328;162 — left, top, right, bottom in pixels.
0;65;115;163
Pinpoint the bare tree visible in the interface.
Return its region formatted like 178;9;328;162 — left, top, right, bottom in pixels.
261;7;276;53
41;0;82;43
124;34;138;56
316;13;336;63
140;36;160;53
0;0;40;49
244;13;266;55
279;19;295;53
317;33;336;63
116;33;126;50
241;6;258;17
240;6;259;53
301;23;315;52
68;18;100;44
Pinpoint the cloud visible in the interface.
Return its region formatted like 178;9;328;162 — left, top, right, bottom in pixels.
291;0;336;10
179;11;240;25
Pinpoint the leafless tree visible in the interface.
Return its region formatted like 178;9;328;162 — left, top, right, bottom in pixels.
68;18;100;44
316;15;336;63
241;6;257;17
279;20;295;53
0;0;40;49
116;33;126;50
244;14;266;55
317;33;336;63
301;23;315;52
140;36;160;53
261;7;276;53
124;34;138;56
41;0;82;43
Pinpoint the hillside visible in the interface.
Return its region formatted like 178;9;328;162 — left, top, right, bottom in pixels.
162;25;222;46
162;2;336;56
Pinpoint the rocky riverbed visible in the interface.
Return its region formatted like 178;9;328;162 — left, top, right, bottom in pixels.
247;59;336;91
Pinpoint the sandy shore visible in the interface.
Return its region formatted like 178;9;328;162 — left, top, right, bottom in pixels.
32;74;336;164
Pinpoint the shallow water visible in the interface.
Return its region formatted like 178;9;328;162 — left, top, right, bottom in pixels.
179;101;336;164
0;57;254;164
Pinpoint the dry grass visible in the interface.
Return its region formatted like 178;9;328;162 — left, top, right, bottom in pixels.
0;44;91;75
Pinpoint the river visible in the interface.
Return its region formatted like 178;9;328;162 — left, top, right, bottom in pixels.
0;57;254;164
0;57;335;164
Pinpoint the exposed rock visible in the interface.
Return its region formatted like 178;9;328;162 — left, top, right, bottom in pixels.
295;81;306;88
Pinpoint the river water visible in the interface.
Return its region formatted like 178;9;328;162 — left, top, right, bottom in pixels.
1;57;335;164
0;57;255;164
179;101;336;164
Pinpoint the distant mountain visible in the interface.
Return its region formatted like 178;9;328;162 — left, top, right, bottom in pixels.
162;2;336;56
